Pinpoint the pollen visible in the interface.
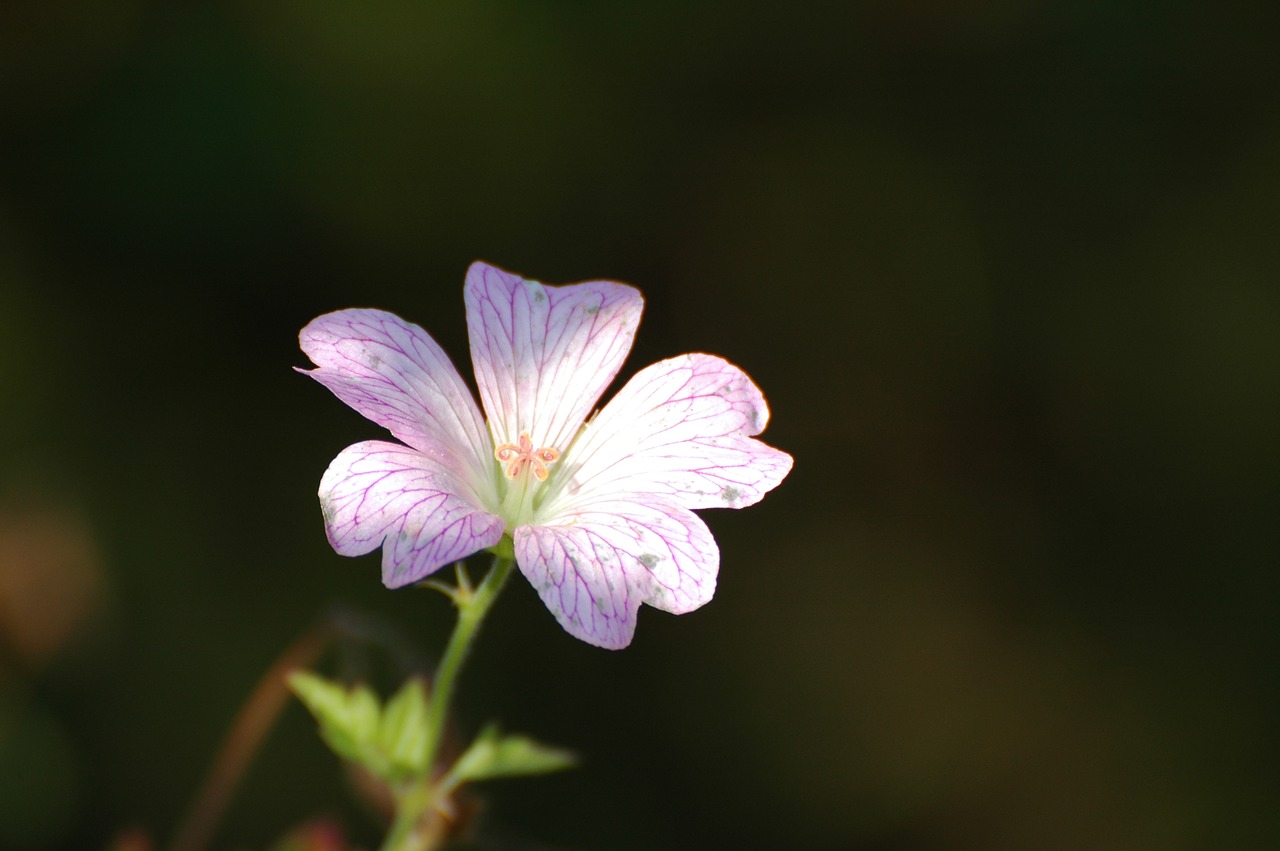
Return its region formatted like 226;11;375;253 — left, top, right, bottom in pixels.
495;432;560;481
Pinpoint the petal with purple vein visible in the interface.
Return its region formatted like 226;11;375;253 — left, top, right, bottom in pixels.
300;309;494;498
320;440;504;588
514;499;717;649
464;262;643;458
544;353;793;515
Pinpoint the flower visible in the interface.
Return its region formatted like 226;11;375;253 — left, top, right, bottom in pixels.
299;262;792;648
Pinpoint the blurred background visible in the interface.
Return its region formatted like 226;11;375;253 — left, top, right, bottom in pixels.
1;1;1277;849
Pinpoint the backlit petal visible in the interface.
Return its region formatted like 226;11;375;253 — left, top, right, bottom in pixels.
514;499;717;649
320;440;504;588
300;309;494;498
464;262;643;456
542;353;793;515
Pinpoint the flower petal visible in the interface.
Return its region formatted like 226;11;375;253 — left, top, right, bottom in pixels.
514;499;717;649
464;261;644;456
300;309;494;501
320;440;505;588
543;353;793;515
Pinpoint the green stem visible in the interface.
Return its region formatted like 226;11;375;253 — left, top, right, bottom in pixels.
380;553;515;851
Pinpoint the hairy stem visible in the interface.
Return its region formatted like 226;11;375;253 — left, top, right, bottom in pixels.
380;553;515;851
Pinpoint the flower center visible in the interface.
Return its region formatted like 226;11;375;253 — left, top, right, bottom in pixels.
493;431;562;529
494;432;560;482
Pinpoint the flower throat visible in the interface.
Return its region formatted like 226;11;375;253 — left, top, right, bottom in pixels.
495;431;559;526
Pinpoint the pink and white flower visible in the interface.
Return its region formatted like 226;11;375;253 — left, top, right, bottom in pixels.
299;262;792;648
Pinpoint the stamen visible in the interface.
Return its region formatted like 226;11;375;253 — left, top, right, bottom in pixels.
494;432;560;481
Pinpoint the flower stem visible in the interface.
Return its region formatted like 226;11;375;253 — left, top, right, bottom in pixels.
380;553;515;851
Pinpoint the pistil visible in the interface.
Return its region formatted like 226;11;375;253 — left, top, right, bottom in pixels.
495;432;560;480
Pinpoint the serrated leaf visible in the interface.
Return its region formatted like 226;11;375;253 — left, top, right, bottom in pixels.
346;685;381;740
288;672;350;727
288;671;382;765
378;677;430;776
449;724;577;785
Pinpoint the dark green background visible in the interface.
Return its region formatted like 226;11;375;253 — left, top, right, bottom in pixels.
1;2;1277;849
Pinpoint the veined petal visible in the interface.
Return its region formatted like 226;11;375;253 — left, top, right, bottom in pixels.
464;261;643;456
514;499;717;649
320;440;505;588
542;353;793;515
300;309;494;500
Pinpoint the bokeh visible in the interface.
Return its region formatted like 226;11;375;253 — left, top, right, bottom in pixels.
2;2;1277;849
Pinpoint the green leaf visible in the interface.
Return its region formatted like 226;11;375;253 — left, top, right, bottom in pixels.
378;677;430;776
290;671;442;783
448;724;577;785
288;671;382;767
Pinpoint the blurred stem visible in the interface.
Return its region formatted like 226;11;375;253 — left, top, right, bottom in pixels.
170;620;335;851
381;553;515;851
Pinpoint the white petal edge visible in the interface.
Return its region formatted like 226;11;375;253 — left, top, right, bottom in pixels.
541;353;793;516
464;261;644;457
300;309;495;505
514;499;717;649
320;440;505;588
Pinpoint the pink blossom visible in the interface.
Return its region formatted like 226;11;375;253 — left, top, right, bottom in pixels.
299;262;792;648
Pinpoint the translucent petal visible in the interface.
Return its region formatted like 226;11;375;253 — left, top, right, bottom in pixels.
464;262;643;458
514;499;717;649
300;309;494;500
320;440;504;588
542;353;793;515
